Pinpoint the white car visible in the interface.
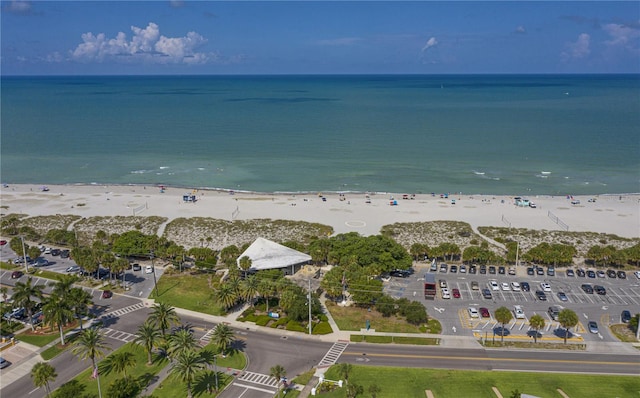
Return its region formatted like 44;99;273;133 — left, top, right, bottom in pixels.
489;280;499;291
511;282;521;291
501;282;510;291
635;271;640;280
441;288;451;299
43;247;52;254
468;307;479;318
540;282;551;292
513;305;525;319
145;265;154;274
459;265;467;274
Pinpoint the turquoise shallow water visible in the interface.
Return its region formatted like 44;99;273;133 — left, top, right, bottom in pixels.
1;74;639;195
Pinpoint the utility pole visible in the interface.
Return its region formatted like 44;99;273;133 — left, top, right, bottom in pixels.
150;250;159;297
308;279;312;335
515;241;519;267
20;236;29;273
214;354;219;391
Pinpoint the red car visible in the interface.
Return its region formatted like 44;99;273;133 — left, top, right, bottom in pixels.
101;290;113;299
0;240;7;246
452;288;461;298
11;271;23;279
480;307;491;318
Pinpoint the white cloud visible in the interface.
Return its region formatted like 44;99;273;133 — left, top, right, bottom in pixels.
561;33;590;61
515;26;526;34
421;37;438;52
603;23;640;47
4;1;32;14
70;22;210;64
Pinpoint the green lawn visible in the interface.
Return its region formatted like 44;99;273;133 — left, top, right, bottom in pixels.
150;272;225;316
16;330;63;347
326;303;423;333
320;365;639;398
350;335;439;345
69;343;168;397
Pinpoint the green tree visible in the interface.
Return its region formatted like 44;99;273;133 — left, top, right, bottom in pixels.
105;376;141;398
71;328;109;372
211;323;235;355
133;320;162;365
257;279;277;313
403;301;428;325
320;267;344;299
346;383;364;398
240;275;260;306
238;255;252;277
12;277;45;331
0;286;8;303
101;351;136;378
42;292;74;345
528;314;546;344
558;308;579;344
308;238;331;264
510;389;522;398
148;302;180;337
219;245;240;267
68;287;94;330
31;361;57;398
368;383;382;398
336;363;353;385
51;380;91;398
494;306;513;343
168;328;198;359
215;283;238;311
269;364;287;398
170;350;207;398
375;295;396;317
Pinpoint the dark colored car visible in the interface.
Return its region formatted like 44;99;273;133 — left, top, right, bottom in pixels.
489;266;496;274
479;307;491;318
535;290;547;301
482;288;492;299
577;268;586;277
452;288;461;298
11;271;23;279
0;357;11;369
0;240;7;246
606;269;617;278
617;271;627;279
50;249;61;256
527;330;543;339
557;291;568;301
566;269;575;277
132;263;141;271
60;249;70;259
536;267;545;276
527;267;535;276
621;310;631;323
594;285;606;295
587;270;596;278
498;266;506;275
547;266;555;276
588;321;598;334
581;284;594;294
450;265;458;273
390;270;410;278
479;265;487;274
101;290;113;299
493;326;510;337
520;282;530;292
469;265;477;274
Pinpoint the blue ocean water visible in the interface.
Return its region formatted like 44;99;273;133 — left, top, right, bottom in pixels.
1;74;639;195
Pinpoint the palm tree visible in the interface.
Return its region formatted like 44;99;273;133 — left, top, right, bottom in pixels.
101;351;136;378
240;275;260;306
148;302;180;337
50;274;78;299
31;362;57;398
528;314;546;344
494;306;513;343
170;350;207;398
111;258;129;287
67;287;93;330
215;284;238;311
211;324;235;355
1;286;9;303
336;363;353;385
133;320;162;365
238;256;252;277
168;328;197;359
42;292;74;345
269;364;286;398
257;279;276;312
558;308;579;344
71;328;109;371
12;277;45;331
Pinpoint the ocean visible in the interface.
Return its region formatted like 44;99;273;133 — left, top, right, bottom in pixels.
1;74;639;195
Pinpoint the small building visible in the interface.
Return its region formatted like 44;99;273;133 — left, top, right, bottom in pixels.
237;237;312;275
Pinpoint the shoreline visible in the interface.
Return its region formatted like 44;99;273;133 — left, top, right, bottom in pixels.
1;183;639;241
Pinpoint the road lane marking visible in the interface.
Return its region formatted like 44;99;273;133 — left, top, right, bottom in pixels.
232;383;277;394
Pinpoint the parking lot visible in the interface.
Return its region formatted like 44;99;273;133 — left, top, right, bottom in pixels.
383;263;640;343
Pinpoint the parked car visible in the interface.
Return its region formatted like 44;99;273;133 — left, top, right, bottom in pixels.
527;267;535;276
489;266;496;274
66;266;80;273
617;271;627;279
536;267;545;276
489;280;499;291
520;282;530;292
566;269;575;277
621;310;631;323
501;282;510;291
470;281;479;290
547;266;555;276
482;289;493;299
581;284;594;294
635;271;640;280
594;285;606;295
0;240;7;246
479;265;487;274
11;271;23;279
459;265;466;274
479;307;491;318
587;270;596;278
513;305;525;319
132;263;142;271
439;280;447;289
535;290;547;301
469;265;477;274
468;307;479;318
510;282;521;291
450;265;458;274
430;262;437;272
557;291;568;301
390;270;410;278
145;265;154;274
588;321;599;334
540;282;551;292
13;256;31;264
60;249;70;259
548;306;560;321
597;270;606;278
440;263;448;273
606;269;617;278
32;258;49;267
452;288;461;299
0;357;11;369
50;249;61;256
101;290;113;299
508;267;516;275
441;288;451;299
577;268;586;277
498;266;506;275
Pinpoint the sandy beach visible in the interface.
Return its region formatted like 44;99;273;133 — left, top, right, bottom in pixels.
1;184;638;244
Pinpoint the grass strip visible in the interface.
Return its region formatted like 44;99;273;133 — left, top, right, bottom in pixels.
150;272;224;316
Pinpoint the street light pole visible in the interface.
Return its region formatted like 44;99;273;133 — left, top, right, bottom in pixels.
308;279;312;335
214;354;219;391
20;236;29;273
150;250;159;297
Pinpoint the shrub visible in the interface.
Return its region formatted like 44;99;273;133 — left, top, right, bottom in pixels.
313;321;333;335
404;301;428;325
271;317;289;328
319;314;328;322
285;320;307;332
255;315;273;326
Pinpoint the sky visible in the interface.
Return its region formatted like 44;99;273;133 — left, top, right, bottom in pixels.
1;1;639;75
